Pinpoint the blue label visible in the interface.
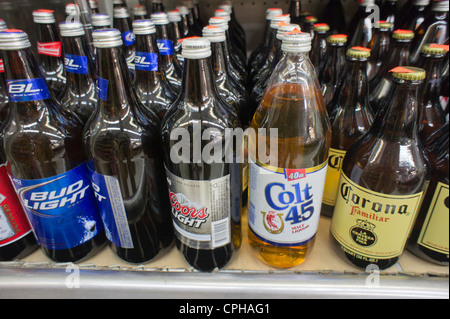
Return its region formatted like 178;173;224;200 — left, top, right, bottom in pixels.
122;30;135;47
10;162;104;250
7;78;50;102
157;39;174;56
91;170;134;249
97;77;108;101
64;53;88;74
135;52;158;71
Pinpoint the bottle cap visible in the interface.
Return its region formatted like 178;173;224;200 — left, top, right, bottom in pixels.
133;5;148;16
202;25;226;43
304;16;318;23
176;5;190;16
313;23;330;32
270;14;291;28
168;10;182;22
218;3;232;13
281;30;312;53
266;8;283;20
420;43;449;55
413;0;430;6
209;17;229;31
92;14;112;27
113;7;130;19
89;0;98;9
92;28;123;48
214;9;231;22
277;24;301;40
432;0;449;12
390;66;426;81
32;9;56;24
347;46;371;59
0;29;31;50
182;37;211;59
0;19;7;31
151;12;170;25
327;34;348;45
392;29;414;40
59;21;85;37
377;21;392;29
133;19;156;35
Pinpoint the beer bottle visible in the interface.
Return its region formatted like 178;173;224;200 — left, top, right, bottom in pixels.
161;37;241;272
218;1;246;55
59;22;97;126
417;44;448;143
288;0;302;26
247;8;283;74
193;0;205;29
397;0;431;31
302;16;318;39
322;47;375;218
410;0;448;65
310;23;330;76
214;9;246;63
89;0;99;15
168;10;184;66
133;20;178;120
203;25;249;126
151;0;165;13
369;29;414;114
92;14;112;30
330;67;430;270
32;10;66;99
177;5;195;38
319;34;348;106
113;0;127;10
86;28;174;264
183;0;202;37
152;12;183;93
321;0;346;35
347;0;376;48
407;123;449;266
133;5;149;21
248;31;331;268
367;21;392;80
113;7;136;74
0;29;106;263
380;0;399;31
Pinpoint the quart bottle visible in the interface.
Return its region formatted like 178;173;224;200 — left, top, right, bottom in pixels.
322;47;375;218
0;29;106;263
85;28;174;264
161;37;241;272
367;21;392;80
113;7;136;74
407;123;449;266
330;67;430;270
248;31;331;268
310;23;330;75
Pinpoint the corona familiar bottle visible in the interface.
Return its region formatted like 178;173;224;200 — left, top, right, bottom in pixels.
367;21;391;81
248;31;331;268
330;67;430;270
322;47;375;218
310;23;329;75
407;123;449;266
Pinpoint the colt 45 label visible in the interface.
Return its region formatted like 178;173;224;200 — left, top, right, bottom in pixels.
248;160;328;246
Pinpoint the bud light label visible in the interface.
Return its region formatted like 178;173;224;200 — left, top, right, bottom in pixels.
248;160;328;246
97;77;108;101
7;78;50;102
64;54;88;74
90;170;134;249
9;162;104;250
135;52;158;71
157;39;174;56
122;30;135;47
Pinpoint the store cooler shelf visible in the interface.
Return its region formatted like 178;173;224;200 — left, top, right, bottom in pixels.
0;216;448;299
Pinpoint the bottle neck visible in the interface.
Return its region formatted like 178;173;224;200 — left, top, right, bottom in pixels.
339;59;370;110
113;17;132;33
210;41;229;80
180;57;216;107
35;23;63;67
155;24;177;65
134;33;163;87
289;0;302;18
419;55;445;106
377;40;411;76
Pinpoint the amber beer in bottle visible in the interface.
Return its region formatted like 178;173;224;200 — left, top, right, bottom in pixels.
322;47;375;218
248;32;331;268
330;67;430;270
85;29;174;264
0;30;106;263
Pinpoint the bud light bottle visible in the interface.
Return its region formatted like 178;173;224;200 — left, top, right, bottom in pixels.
133;19;178;120
248;31;331;268
32;10;66;99
113;7;136;75
161;37;242;272
59;22;97;126
0;29;106;263
86;29;174;264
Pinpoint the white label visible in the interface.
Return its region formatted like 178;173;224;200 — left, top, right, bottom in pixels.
0;207;15;242
166;168;231;250
248;160;328;246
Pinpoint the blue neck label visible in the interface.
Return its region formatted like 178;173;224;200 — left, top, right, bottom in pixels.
7;78;51;102
157;39;174;56
64;54;88;74
122;30;136;47
97;77;109;101
9;162;104;250
135;52;158;71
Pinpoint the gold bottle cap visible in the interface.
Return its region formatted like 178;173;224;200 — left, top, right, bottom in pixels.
327;34;348;44
305;16;318;23
377;20;392;29
390;66;426;81
347;46;371;58
392;29;414;40
313;23;329;32
421;43;450;55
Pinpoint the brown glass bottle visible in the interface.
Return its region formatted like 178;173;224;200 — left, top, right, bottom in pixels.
369;29;414;114
0;30;106;263
416;44;448;143
330;67;430;270
321;0;347;35
85;29;174;264
347;0;376;48
161;38;241;272
302;16;318;39
367;21;392;80
310;24;330;76
113;7;136;74
322;47;375;218
398;0;431;31
407;123;449;266
380;0;399;30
